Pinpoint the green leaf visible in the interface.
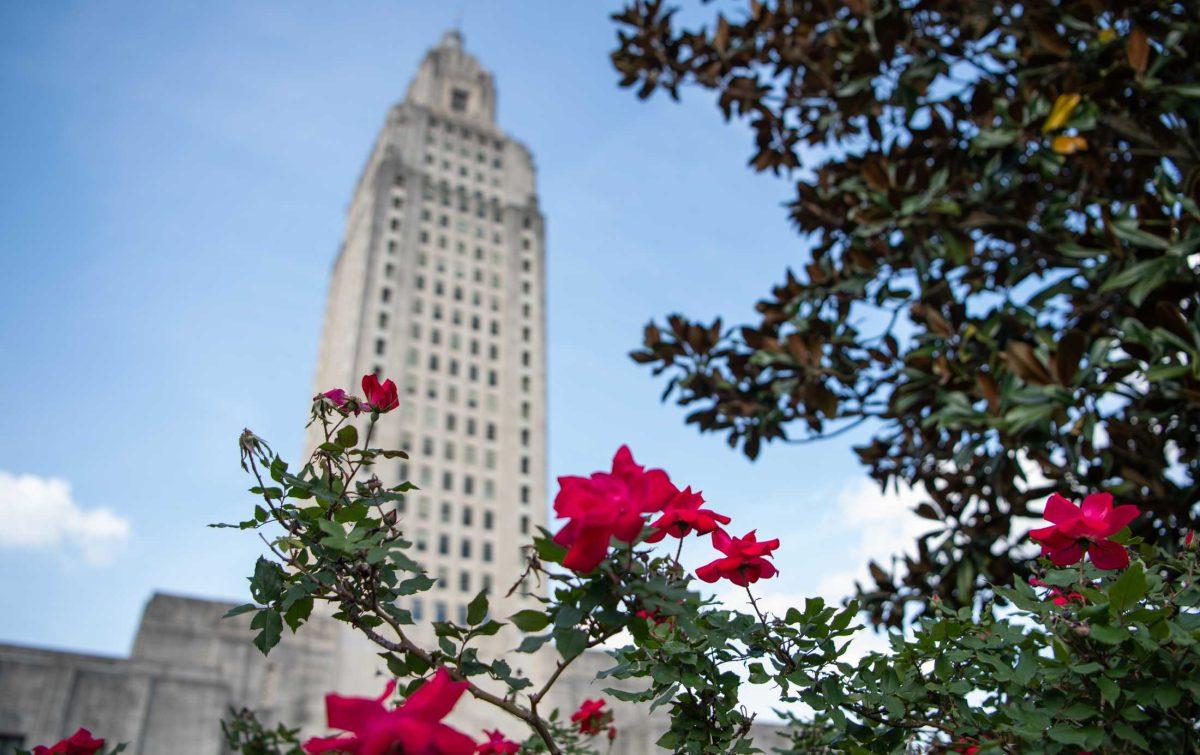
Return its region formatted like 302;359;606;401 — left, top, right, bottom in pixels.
555;628;587;660
466;591;488;626
1096;675;1120;705
510;609;551;632
1088;623;1127;645
1113;721;1149;748
336;425;359;448
250;609;283;655
1108;561;1146;614
223;603;258;619
249;557;285;604
284;596;313;632
517;634;552;653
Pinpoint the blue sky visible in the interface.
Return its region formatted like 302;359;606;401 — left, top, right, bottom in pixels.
0;2;912;657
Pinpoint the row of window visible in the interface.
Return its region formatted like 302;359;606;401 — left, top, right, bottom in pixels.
426;132;503;169
425;152;500;188
408;596;479;624
395;458;535;500
427;113;504;151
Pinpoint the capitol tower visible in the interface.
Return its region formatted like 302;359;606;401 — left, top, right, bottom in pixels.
308;28;547;636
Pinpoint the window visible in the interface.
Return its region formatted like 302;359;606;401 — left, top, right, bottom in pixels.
461;539;472;559
438;534;449;555
521;515;529;535
462;506;473;526
411;598;423;621
374;338;385;356
440;503;451;523
482;542;493;562
451;88;470;112
459;571;470;592
381;288;392;303
521;486;530;504
483;511;494;530
435;601;447;622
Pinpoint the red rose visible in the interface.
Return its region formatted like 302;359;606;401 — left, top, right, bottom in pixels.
361;373;399;413
475;729;520;754
1028;493;1139;569
695;529;780;587
32;728;105;755
570;699;611;736
644;487;730;543
303;669;476;755
552;446;677;572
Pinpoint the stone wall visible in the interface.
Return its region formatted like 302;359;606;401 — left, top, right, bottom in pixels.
0;591;787;753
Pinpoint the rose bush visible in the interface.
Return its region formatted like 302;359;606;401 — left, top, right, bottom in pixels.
40;372;1199;753
193;378;1200;753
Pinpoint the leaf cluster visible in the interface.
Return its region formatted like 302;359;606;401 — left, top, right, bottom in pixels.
615;0;1200;626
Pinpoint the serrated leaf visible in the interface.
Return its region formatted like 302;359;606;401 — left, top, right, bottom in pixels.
250;609;283;655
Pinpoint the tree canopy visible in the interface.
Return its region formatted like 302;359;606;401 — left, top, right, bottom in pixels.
613;0;1200;625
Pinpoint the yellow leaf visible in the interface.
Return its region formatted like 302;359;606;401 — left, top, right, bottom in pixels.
1098;28;1116;44
1051;135;1088;155
1043;93;1081;133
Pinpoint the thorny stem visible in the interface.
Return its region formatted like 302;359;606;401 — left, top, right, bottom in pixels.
745;585;794;671
241;421;571;753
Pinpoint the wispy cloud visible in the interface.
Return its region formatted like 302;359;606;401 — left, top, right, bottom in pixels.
812;477;933;602
0;470;131;565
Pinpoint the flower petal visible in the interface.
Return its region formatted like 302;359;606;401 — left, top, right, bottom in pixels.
304;736;361;754
402;668;468;723
562;528;611;573
1096;504;1140;538
1043;494;1081;524
1088;539;1130;570
1047;541;1085;567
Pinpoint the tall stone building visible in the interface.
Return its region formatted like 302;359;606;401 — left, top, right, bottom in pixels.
306;28;547;646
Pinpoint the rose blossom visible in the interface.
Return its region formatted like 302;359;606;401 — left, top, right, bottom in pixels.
570;699;611;736
32;729;105;755
644;486;730;543
552;446;677;572
303;669;475;755
695;529;780;587
361;373;400;413
475;729;520;754
1028;493;1139;570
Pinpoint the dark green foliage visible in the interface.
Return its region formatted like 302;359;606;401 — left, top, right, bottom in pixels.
614;0;1200;626
221;708;305;755
782;542;1200;752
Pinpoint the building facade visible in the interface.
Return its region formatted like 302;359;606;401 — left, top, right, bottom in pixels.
305;28;548;649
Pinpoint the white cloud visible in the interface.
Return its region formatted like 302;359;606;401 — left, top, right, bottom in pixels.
813;477;933;603
0;470;131;565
